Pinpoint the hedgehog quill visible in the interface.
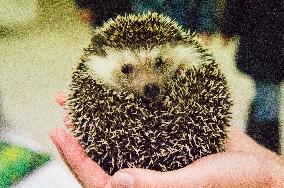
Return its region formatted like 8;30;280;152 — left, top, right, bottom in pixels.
68;12;232;175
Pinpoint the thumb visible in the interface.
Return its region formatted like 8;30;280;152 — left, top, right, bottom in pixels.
107;152;276;188
106;167;210;188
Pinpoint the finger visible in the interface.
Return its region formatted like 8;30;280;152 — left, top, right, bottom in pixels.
50;128;110;188
63;113;74;129
108;153;274;188
55;91;68;107
108;168;209;188
56;91;74;128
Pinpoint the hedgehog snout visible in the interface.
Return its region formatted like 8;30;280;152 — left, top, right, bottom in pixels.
144;83;160;98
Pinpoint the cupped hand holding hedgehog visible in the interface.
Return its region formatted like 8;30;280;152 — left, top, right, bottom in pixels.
50;109;284;188
50;13;284;187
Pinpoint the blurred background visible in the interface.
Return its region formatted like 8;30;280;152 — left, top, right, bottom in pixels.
0;0;283;187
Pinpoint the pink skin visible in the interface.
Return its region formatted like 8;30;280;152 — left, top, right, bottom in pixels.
50;128;110;188
55;92;74;128
55;91;68;108
50;93;284;188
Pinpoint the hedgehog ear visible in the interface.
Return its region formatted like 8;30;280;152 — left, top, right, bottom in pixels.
93;45;107;57
91;36;107;56
83;44;107;57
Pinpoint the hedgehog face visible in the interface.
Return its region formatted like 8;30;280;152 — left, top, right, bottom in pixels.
87;44;203;99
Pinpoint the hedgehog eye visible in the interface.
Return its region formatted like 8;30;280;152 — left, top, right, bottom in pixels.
155;57;165;68
121;64;133;74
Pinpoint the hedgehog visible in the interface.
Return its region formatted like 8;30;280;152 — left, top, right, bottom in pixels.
68;12;232;175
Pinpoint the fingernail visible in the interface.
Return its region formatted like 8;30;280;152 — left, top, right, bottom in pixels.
63;114;74;128
112;172;134;188
55;91;67;106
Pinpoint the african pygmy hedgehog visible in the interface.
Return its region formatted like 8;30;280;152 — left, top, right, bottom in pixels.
68;12;232;175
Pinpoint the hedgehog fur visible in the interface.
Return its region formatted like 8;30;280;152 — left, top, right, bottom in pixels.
68;12;232;175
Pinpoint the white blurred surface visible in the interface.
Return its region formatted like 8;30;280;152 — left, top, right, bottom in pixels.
13;160;81;188
0;0;37;25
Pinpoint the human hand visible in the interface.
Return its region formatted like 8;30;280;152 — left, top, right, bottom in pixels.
51;92;110;188
105;128;284;188
51;92;284;188
50;128;110;188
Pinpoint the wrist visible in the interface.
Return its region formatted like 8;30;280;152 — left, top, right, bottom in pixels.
266;157;284;187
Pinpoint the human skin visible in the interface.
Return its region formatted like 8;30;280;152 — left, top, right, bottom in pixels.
50;93;284;188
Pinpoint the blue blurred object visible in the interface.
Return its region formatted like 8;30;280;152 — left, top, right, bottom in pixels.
133;0;220;33
253;81;281;124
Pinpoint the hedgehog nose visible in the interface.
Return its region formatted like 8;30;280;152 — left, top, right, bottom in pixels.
144;83;160;98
